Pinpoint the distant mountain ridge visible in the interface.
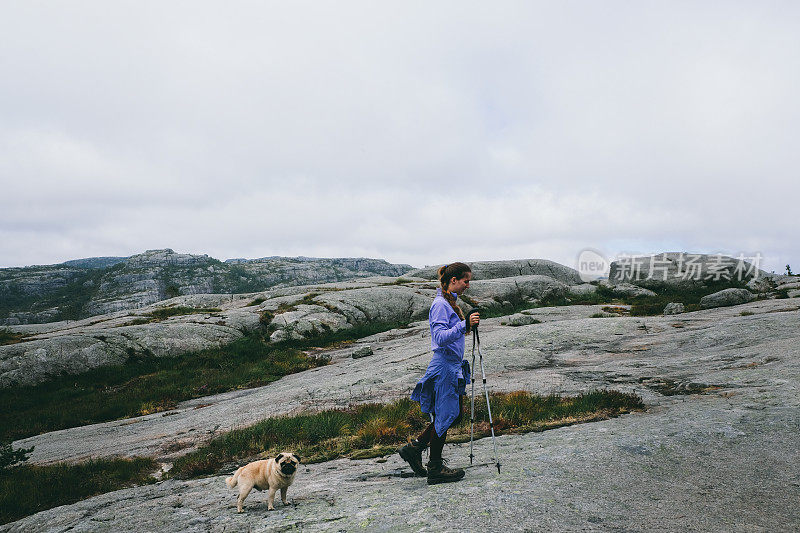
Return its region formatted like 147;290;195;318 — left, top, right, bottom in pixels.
61;257;128;269
0;249;413;325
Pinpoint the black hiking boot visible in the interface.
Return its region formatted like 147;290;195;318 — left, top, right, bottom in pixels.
398;439;427;477
426;459;465;485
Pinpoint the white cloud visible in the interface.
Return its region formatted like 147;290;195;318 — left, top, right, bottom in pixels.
0;1;797;272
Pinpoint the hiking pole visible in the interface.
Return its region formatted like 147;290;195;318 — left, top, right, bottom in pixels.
470;321;501;473
469;327;477;465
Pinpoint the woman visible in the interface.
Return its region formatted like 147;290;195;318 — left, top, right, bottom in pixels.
399;262;480;484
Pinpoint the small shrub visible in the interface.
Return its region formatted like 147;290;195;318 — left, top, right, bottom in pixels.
0;329;26;345
740;311;754;316
0;442;33;470
126;317;153;326
299;293;321;305
137;399;178;416
146;307;221;320
259;310;275;329
246;297;266;307
164;285;181;299
630;302;666;316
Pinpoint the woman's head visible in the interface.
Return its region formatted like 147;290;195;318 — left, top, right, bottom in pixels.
437;262;472;295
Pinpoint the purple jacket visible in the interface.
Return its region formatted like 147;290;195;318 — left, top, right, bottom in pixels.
410;289;471;437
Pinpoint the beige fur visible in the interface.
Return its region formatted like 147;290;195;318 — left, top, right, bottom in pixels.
225;452;300;512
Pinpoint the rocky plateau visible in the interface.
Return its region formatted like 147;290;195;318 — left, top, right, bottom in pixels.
2;255;799;531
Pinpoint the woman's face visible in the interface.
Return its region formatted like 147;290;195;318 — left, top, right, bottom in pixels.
449;272;472;295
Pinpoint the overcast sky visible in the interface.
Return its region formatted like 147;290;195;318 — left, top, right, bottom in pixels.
1;1;797;273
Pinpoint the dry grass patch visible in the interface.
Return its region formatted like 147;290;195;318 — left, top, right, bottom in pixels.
0;329;27;345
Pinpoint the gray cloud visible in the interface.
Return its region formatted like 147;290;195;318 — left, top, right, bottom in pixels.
1;1;797;273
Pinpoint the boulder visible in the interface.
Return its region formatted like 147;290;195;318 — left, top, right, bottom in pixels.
598;281;657;298
608;253;769;290
408;259;582;285
568;283;598;296
0;321;244;388
663;302;685;315
700;288;753;309
463;275;569;309
268;304;352;343
747;276;775;293
351;346;374;359
503;314;542;326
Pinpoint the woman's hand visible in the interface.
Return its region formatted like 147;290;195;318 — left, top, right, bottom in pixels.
469;311;480;328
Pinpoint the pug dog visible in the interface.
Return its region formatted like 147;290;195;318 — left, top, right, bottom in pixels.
225;452;301;512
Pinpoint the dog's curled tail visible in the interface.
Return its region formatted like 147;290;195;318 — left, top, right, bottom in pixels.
226;466;244;488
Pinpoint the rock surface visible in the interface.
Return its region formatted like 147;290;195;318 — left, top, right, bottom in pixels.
4;297;799;531
700;288;753;309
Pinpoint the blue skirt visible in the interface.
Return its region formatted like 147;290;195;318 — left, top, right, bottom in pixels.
411;354;471;437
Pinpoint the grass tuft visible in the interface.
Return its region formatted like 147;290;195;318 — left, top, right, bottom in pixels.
0;457;158;525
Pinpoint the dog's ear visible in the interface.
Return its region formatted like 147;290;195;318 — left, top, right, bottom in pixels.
275;453;284;462
292;454;301;463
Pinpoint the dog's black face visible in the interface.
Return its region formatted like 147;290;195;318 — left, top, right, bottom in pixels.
276;453;300;475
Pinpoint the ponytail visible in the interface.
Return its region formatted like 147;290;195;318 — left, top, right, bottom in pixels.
437;262;471;320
